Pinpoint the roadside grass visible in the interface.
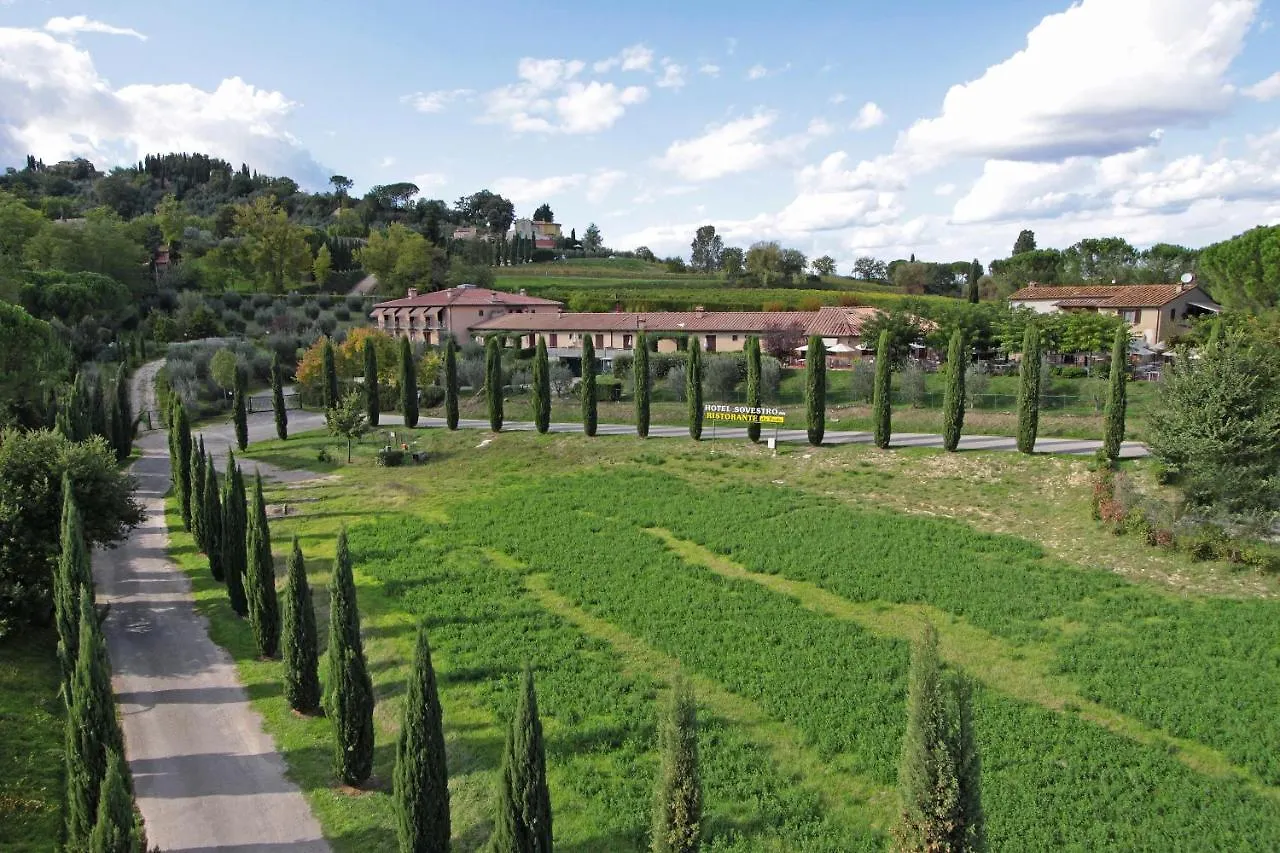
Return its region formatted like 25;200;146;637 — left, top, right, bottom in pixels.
0;628;64;852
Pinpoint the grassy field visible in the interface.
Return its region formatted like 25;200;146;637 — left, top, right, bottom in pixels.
0;628;65;852
158;427;1280;851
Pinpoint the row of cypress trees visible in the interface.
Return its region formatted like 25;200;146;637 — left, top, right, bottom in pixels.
57;365;133;461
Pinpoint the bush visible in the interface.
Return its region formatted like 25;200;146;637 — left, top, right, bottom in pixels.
346;294;365;312
1053;366;1089;379
377;448;405;467
334;306;351;322
318;294;334;310
851;360;875;402
703;355;741;400
254;307;274;327
252;292;273;309
287;291;305;307
760;356;782;402
900;362;927;407
531;248;557;263
304;302;321;320
318;312;338;336
666;366;687;401
222;291;243;310
420;386;445;408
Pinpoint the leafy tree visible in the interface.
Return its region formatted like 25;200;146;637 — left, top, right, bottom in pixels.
326;391;370;463
362;337;380;427
282;535;320;714
400;335;419;428
805;336;825;446
246;473;280;658
1102;327;1129;462
174;404;193;530
532;203;554;222
313;243;333;288
357;224;438;297
221;455;249;618
394;623;451;852
745;241;784;287
1061;237;1139;284
203;452;223;582
444;337;460;430
1016;323;1042;454
745;336;762;443
88;748;147;853
322;339;340;411
893;262;930;295
330;175;354;204
484;336;504;432
271;352;288;440
532;336;551;434
232;195;313;293
779;248;808;279
1198;225;1280;311
581;336;597;437
862;311;927;368
811;255;837;276
54;477;92;692
326;528;375;786
967;260;981;304
211;349;240;393
686;338;703;440
454;190;516;235
651;678;702;853
0;303;60;429
583;223;603;254
720;246;744;280
490;667;553;853
892;624;984;853
233;367;249;451
853;256;889;282
942;331;966;452
634;332;650;438
989;248;1063;291
1012;229;1037;256
689;226;724;273
873;331;893;449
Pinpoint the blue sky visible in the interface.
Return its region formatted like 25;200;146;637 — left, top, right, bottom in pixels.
2;0;1279;270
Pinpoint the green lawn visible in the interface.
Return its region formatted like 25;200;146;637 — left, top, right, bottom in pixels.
0;628;65;852
158;428;1280;851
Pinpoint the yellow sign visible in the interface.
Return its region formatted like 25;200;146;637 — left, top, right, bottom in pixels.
703;405;786;425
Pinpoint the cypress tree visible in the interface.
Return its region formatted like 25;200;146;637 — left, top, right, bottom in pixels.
581;336;597;437
174;405;193;530
686;338;703;440
1103;326;1128;462
966;259;981;304
490;666;553;853
942;330;966;453
114;365;132;461
55;476;92;693
393;624;451;852
872;330;893;450
204;452;224;582
189;440;206;552
1016;323;1041;454
65;592;124;848
634;331;650;439
485;335;504;432
89;748;147;853
281;536;320;714
246;473;280;659
271;352;288;440
400;335;419;428
233;367;249;452
90;374;108;442
322;338;339;410
532;336;551;434
444;336;460;430
651;678;702;853
892;624;985;853
221;455;249;618
363;337;380;427
326;528;375;786
805;336;825;446
745;336;762;443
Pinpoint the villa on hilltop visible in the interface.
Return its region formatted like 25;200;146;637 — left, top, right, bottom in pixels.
1008;282;1220;346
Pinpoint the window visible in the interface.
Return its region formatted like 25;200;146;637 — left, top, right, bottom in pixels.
549;333;558;347
1169;308;1175;320
705;335;717;352
595;334;604;348
478;310;485;317
1119;309;1140;324
732;335;739;341
623;334;633;349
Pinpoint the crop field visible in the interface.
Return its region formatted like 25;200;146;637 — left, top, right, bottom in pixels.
173;430;1280;851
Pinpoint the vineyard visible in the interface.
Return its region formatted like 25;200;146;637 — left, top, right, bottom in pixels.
203;431;1280;851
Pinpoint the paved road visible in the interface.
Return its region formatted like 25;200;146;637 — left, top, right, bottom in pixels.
95;371;329;852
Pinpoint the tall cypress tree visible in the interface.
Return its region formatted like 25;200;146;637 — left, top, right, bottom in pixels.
967;259;981;304
174;405;193;530
204;451;224;582
55;476;92;693
872;330;893;450
322;338;340;411
271;352;288;440
686;338;703;440
113;365;133;462
893;624;985;853
1016;323;1041;454
581;336;597;437
327;527;374;786
400;335;419;429
1103;326;1128;462
281;535;320;714
89;374;108;442
942;330;966;453
89;748;148;853
394;623;451;852
444;336;460;430
805;336;825;447
490;666;553;853
532;336;551;434
233;367;249;452
246;473;280;659
363;337;380;427
485;335;504;432
651;678;702;853
65;592;124;848
189;440;207;552
745;336;762;443
221;455;249;618
634;331;650;439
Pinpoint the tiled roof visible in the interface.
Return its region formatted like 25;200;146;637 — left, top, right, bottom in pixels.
370;286;562;310
1008;284;1205;308
472;311;817;334
806;306;883;336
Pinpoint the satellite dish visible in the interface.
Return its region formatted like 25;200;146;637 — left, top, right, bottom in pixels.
1180;272;1194;284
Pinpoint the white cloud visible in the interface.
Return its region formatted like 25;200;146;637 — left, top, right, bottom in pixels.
379;156;396;168
902;0;1259;162
482;56;649;134
656;60;686;89
829;93;847;105
586;169;627;203
0;27;327;185
556;82;648;133
1244;71;1280;101
517;57;585;90
746;64;768;80
409;172;448;191
699;63;720;77
796;151;909;193
401;89;472;113
851;101;886;130
493;168;628;205
657;112;832;181
595;44;654;73
44;15;146;41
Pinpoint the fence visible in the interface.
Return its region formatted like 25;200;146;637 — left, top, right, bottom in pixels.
137;393;303;432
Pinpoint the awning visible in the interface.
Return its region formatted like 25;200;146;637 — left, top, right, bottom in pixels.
1188;302;1221;313
827;343;856;353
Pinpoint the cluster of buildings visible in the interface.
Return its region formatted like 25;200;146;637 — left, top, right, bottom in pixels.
451;218;564;251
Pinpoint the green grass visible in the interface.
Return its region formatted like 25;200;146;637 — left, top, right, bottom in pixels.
0;628;65;852
163;429;1280;851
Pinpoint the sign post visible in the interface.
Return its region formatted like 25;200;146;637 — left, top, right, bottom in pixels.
702;404;787;444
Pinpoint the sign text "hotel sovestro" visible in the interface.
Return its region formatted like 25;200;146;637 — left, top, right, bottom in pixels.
702;405;787;425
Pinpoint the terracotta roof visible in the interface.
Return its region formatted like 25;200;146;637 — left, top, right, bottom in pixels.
1008;284;1206;308
370;286;562;310
1051;297;1109;308
472;311;817;334
806;306;883;336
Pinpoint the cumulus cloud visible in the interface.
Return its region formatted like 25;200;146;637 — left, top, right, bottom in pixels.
409;172;448;191
594;44;654;73
0;27;327;185
699;63;721;77
44;15;146;40
746;64;768;81
1244;71;1280;101
556;82;648;133
851;101;886;130
401;89;472;113
493;168;628;205
656;112;829;181
482;55;649;134
656;60;686;89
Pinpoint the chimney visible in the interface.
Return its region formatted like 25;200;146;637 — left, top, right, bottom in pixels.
519;288;527;296
694;305;705;317
407;287;419;298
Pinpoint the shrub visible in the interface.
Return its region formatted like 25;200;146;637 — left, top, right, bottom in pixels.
318;312;338;336
421;386;445;408
317;294;334;310
377;448;406;467
346;294;365;312
1053;366;1089;379
334;306;351;322
304;302;321;320
703;355;741;400
287;291;304;307
252;292;273;309
760;356;782;402
666;366;687;402
222;291;243;310
851;360;875;402
900;361;927;408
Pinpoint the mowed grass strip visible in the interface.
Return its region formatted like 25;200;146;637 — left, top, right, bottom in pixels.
0;628;65;852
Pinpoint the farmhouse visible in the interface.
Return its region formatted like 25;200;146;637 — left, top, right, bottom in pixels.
368;285;563;346
509;217;564;250
1008;282;1220;345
